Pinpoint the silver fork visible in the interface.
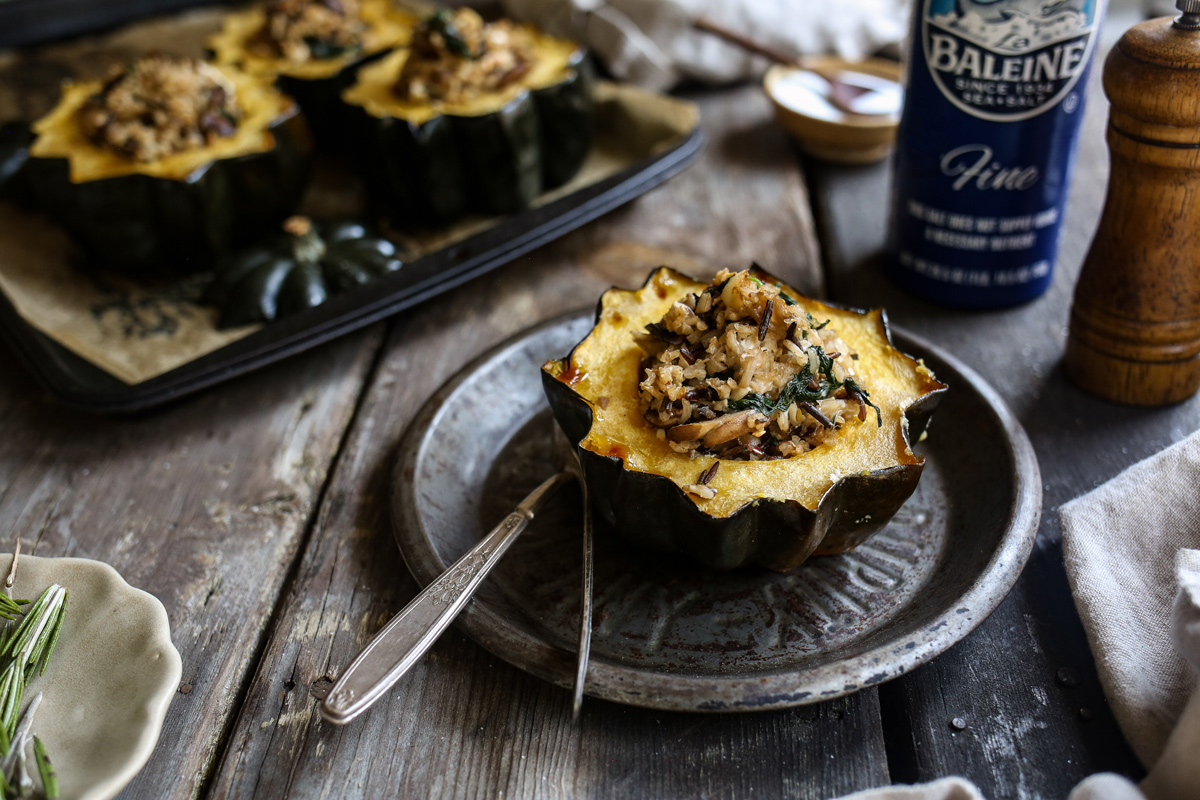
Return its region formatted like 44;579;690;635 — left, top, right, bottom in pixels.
320;433;594;725
571;459;594;720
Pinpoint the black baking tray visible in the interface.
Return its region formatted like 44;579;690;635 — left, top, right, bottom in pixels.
0;128;704;413
0;0;233;48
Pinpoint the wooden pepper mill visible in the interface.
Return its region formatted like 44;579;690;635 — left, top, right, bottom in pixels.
1066;1;1200;405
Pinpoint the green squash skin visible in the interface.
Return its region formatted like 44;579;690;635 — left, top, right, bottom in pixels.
352;49;594;227
540;279;946;573
460;91;542;214
275;49;390;152
278;74;349;151
24;111;311;278
206;219;402;327
0;121;34;205
534;53;595;189
277;259;328;317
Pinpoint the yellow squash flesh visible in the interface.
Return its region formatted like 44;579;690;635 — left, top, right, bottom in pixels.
342;32;582;124
29;68;293;183
555;268;943;517
207;0;417;81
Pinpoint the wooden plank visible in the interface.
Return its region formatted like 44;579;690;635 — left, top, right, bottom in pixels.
0;14;393;798
209;85;891;800
806;51;1163;797
0;325;383;799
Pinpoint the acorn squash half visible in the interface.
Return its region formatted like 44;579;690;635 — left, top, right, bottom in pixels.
207;0;416;150
24;68;311;277
341;25;593;226
541;266;947;572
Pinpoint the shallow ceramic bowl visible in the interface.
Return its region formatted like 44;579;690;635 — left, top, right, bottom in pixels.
0;554;181;800
764;57;903;165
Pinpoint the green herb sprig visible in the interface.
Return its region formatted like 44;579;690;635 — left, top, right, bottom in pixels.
727;346;838;416
0;583;67;800
32;738;54;799
427;9;476;58
727;346;882;427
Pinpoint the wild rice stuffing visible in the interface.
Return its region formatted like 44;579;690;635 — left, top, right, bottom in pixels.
394;8;533;105
253;0;365;63
79;55;242;163
637;268;881;462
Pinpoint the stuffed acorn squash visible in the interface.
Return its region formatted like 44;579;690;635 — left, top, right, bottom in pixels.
25;55;311;277
541;266;947;572
342;7;594;226
208;0;416;149
206;215;401;327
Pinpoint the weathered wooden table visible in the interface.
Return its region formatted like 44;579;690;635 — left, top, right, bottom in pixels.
0;10;1181;799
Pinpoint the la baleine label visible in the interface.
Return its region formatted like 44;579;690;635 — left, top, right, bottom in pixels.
922;0;1100;122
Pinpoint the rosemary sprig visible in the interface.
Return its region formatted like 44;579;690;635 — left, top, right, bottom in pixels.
0;600;23;625
0;585;67;800
32;738;55;800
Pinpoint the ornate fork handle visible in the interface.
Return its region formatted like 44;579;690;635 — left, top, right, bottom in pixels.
320;470;573;725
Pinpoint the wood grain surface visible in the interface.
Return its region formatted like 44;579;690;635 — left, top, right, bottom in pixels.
0;325;383;798
203;86;891;800
0;5;1174;799
806;54;1165;799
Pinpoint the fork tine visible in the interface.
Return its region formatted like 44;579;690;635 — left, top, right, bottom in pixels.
571;465;593;721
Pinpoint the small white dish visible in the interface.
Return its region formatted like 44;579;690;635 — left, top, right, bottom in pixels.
0;554;182;800
764;57;904;165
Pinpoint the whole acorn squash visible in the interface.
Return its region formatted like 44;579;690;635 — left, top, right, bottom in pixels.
207;0;416;150
341;12;594;226
541;266;947;572
24;65;311;278
206;215;402;327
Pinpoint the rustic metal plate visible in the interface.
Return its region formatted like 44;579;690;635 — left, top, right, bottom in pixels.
391;311;1041;711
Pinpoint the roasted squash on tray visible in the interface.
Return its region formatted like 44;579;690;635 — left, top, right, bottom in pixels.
342;8;594;226
24;56;311;277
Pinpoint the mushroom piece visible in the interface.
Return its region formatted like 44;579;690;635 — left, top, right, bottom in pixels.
668;409;767;448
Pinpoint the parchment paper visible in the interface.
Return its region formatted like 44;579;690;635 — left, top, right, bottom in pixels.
0;8;699;385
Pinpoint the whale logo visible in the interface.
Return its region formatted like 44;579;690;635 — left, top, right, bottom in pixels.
955;0;1087;24
922;0;1100;121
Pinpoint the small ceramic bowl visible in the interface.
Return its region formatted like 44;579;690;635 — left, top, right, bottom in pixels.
0;554;181;800
764;57;904;165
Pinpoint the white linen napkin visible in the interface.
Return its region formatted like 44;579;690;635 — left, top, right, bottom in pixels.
829;431;1200;800
500;0;910;91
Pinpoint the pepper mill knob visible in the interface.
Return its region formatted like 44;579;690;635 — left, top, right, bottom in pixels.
1065;7;1200;405
1178;0;1200;27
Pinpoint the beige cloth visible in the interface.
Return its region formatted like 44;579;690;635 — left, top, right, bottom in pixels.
1060;432;1200;774
501;0;910;91
833;774;1146;800
832;431;1200;800
834;778;986;800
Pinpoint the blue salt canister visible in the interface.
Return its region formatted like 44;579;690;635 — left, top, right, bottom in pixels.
887;0;1107;308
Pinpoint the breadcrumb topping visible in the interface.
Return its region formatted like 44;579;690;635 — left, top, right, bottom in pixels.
253;0;365;63
78;55;242;162
393;8;533;105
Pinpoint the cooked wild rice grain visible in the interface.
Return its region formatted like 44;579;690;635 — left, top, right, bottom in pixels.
636;268;871;462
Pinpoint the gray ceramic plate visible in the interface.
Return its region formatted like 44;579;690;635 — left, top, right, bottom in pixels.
391;311;1040;712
